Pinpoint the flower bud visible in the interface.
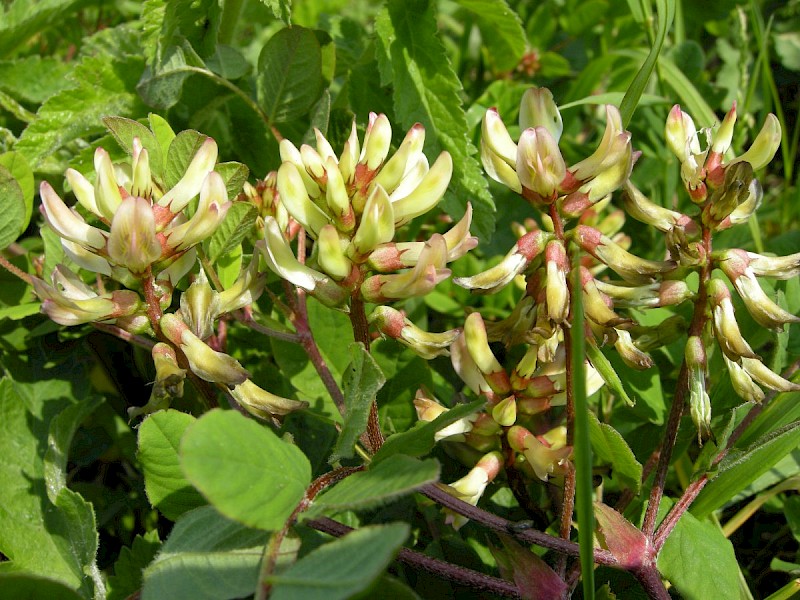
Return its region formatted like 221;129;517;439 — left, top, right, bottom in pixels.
574;225;675;283
491;395;517;427
40;182;106;250
351;185;395;258
93;147;124;220
507;425;571;481
544;240;569;324
107;196;162;274
727;113;781;172
359;112;392;170
374;123;426;194
519;87;563;142
464;312;511;395
708;278;758;360
516;126;566;199
65;168;101;217
711;103;737;155
180;268;219;339
443;451;503;529
315;224;353;281
451;331;493;399
370;306;458;359
665;105;700;163
131;140;153;199
158;137;219;212
324;158;354;231
279;139;322;198
686;336;711;444
231;379;308;418
166;171;231;251
159;313;249;386
276;162;330;238
338;121;360;185
391;151;453;226
621;181;697;233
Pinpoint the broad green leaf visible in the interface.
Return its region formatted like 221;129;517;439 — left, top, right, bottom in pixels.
215;161;250;199
0;302;40;320
256;27;324;123
103;116;166;182
657;502;741;600
0;0;87;56
0;56;72;103
165;129;210;190
16;25;147;169
181;410;311;530
0;573;84;600
257;0;292;25
0;355;101;596
309;455;440;517
588;412;642;494
206;45;251;79
138;410;206;521
142;506;269;600
206;203;257;264
375;0;495;242
330;343;386;462
149;113;177;159
107;531;161;600
607;350;665;424
373;339;434;435
215;244;243;290
452;0;525;71
0;165;26;249
137;41;207;110
564;0;609;35
691;421;800;519
268;523;409;600
0;152;33;233
373;399;484;463
736;390;800;448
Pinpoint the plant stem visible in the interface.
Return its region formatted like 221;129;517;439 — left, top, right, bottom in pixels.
632;564;671;600
0;254;32;285
307;517;522;598
233;309;302;343
91;322;155;350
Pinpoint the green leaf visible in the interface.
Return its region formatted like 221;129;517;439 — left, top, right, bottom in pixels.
0;573;84;600
0;0;87;56
587;412;642;494
149;113;177;159
564;0;609;35
373;399;484;463
181;409;311;530
0;152;33;233
256;26;324;123
257;0;292;25
0;302;40;320
0;165;26;250
142;506;269;600
215;160;250;199
165;129;209;189
107;531;161;600
137;42;207;110
586;344;634;407
657;502;741;600
375;0;495;242
309;455;439;517
691;421;800;519
206;44;251;79
16;25;147;169
103;116;166;182
330;343;386;462
0;56;72;103
206;203;257;264
268;523;409;600
138;410;206;521
452;0;525;71
215;244;243;290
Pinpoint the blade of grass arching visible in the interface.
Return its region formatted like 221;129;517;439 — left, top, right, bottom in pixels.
619;0;675;128
570;253;594;600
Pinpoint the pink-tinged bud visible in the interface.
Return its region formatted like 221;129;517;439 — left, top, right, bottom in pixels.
517;396;552;415
351;185;394;258
159;313;249;386
704;162;758;227
594;503;650;570
581;269;628;326
93;147;123;220
544;240;569;323
519;87;563;142
570;107;628;183
300;143;326;181
482;108;517;165
507;425;572;481
374;123;426;194
316;224;352;281
622;181;698;233
231;379;308;418
723;355;765;403
711;102;737;155
741;357;800;394
391;152;453;226
370;306;458;359
359;113;392;170
180;268;219;339
745;250;800;280
686;336;711;443
338;121;361;185
451;331;494;399
708;278;758;360
464;312;511;395
727;113;781;172
313;127;336;162
516;127;566;199
361;234;450;302
574;225;674;283
276;162;330;238
471;412;502;437
158;138;219;212
720;260;800;331
665;105;700;163
491;395;517;427
166;172;231;251
413;390;476;440
321;158;354;232
518;373;564;399
443;451;503;529
40;182;106;250
615;329;653;369
107;196;162;274
454;230;548;293
65;168;101;218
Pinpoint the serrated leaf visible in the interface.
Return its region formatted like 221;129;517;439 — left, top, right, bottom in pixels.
588;412;642;494
0;165;26;249
267;523;409;600
16;25;147;169
375;0;495;242
0;56;72;103
453;0;525;71
215;161;250;200
137;40;207;110
330;343;386;462
309;455;439;517
256;26;324;123
138;410;206;521
0;152;33;233
657;500;741;600
373;399;484;463
107;530;161;600
691;421;800;519
181;410;311;530
103;116;166;182
206;203;257;263
142;506;269;600
165;129;210;189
